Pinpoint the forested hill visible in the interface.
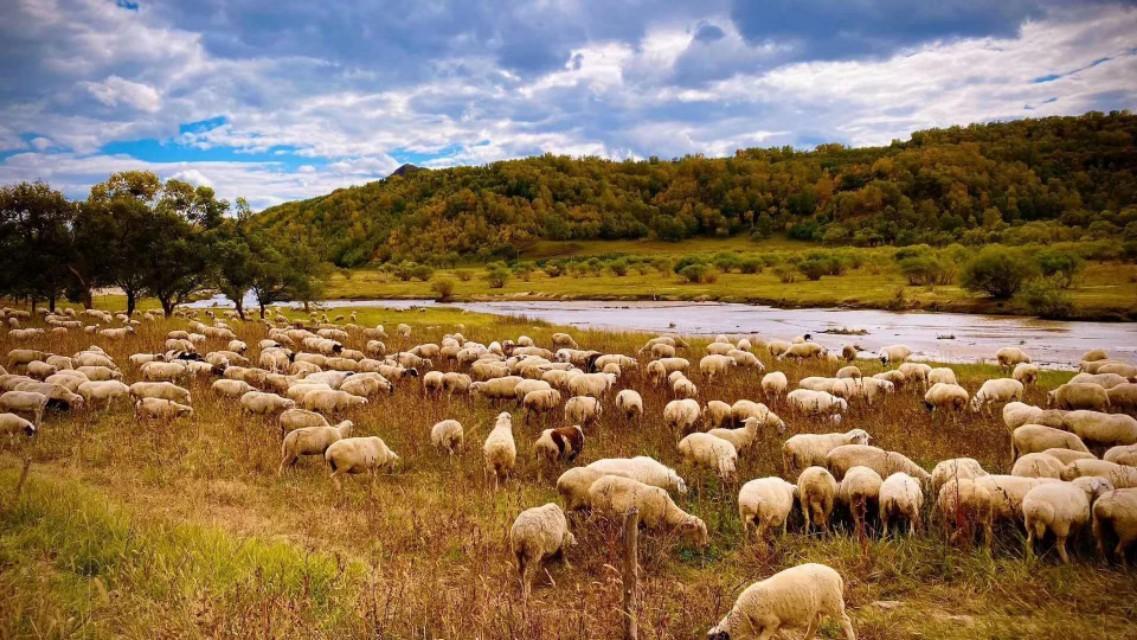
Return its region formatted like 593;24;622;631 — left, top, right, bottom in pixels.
254;111;1137;267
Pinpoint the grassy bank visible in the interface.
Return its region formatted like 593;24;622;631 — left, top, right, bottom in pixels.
323;240;1137;321
1;307;1135;638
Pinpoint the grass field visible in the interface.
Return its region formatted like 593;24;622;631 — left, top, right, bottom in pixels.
1;306;1135;639
320;239;1137;321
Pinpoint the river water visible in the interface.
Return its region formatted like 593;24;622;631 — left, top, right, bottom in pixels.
186;294;1136;368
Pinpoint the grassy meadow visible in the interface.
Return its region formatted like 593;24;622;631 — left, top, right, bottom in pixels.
1;305;1135;639
323;239;1137;321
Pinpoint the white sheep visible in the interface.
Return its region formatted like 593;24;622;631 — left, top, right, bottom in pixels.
1011;452;1066;479
1062;410;1137;448
614;389;643;422
509;503;576;599
761;371;788;400
1104;444;1137;467
0;412;36;438
664;398;701;438
556;467;605;511
826;444;932;484
839;465;883;532
1003;401;1066;430
1041;448;1096;465
564;395;602;428
0;390;49;425
76;380;130;410
671;375;699;399
702;400;733;430
1013;363;1040;386
1023;476;1114;563
1048;383;1110;411
1061;459;1137;488
279;420;354;473
241;391;296;415
969;378;1023;413
923;382;969;412
1108;384;1137;413
879;344;912;364
879;472;924;535
706;563;855;640
586;475;708;546
782;429;872;476
483;411;516;489
1092;487;1137;561
928;367;958;386
533;425;584;481
134;397;193;420
325;436;399;489
1011;424;1090;463
129;381;192;405
1069;372;1129;389
786;389;847;419
699;354;736;382
737;477;797;543
430;419;464;456
730;400;786;433
677;432;738;483
279;408;329;431
797;466;838;533
299;389;367;413
586;457;688;496
707;416;765;455
996;346;1031;368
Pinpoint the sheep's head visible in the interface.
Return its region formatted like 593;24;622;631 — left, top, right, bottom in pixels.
682;516;709;547
706;628;731;640
849;429;872;445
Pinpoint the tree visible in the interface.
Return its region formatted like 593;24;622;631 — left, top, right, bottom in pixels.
209;221;257;320
1036;250;1082;288
960;247;1039;299
430;277;456;301
0;182;76;310
485;262;510;288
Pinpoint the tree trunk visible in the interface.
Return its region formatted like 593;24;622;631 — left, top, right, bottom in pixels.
234;298;246;321
160;296;175;318
258;300;267;319
125;290;136;317
48;291;56;312
80;288;92;309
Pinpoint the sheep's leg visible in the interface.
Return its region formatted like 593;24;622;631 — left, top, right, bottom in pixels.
1056;535;1070;564
837;609;857;640
801;503;813;533
801;613;820;640
329;470;343;491
1093;518;1107;559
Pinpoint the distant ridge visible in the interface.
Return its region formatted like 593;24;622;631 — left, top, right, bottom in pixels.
389;163;423;178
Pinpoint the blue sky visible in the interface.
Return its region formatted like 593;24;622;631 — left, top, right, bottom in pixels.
0;0;1134;209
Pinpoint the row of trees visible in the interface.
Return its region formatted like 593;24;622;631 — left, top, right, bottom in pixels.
0;171;328;319
254;111;1137;266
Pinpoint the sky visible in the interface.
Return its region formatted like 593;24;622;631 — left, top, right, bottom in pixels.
1;0;1135;210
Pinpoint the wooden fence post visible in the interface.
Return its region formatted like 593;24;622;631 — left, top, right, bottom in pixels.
622;507;640;640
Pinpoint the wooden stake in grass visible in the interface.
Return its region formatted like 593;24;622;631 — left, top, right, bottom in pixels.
621;507;639;640
8;457;32;511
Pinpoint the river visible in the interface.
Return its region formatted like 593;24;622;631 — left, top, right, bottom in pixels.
185;294;1136;368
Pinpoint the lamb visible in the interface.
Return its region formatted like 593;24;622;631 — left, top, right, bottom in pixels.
586;457;688;496
677;432;738;483
1003;401;1066;430
430;419;464;455
77;380;130;410
839;465;883;532
134;397;193;420
928;367;958;386
1062;459;1137;488
128;381;192;405
1023;476;1114;563
702;400;733;430
1104;444;1137;467
969;378;1023;413
1092;487;1137;561
786;389;847;419
1062;410;1137;447
707;416;764;455
533;425;585;481
826;444;932;484
706;562;855;640
879;344;912;364
1011;424;1091;463
1107;384;1137;413
1012;452;1066;479
0;391;49;425
760;371;788;399
664;398;702;439
509;503;576;599
782;429;872;476
0;412;36;438
737;477;798;543
241;391;297;415
1048;383;1110;411
923;382;969;412
614;389;643;422
879;472;924;535
324;436;399;489
279;408;329;431
279;420;354;473
586;475;708;546
482;412;517;489
1013;363;1040;386
564;395;602;428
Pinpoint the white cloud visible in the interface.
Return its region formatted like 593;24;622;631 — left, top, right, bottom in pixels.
169;168;212;187
81;75;162;112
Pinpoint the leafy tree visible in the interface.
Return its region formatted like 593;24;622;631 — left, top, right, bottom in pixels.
430;277;456;301
0;182;75;310
898;254;954;286
1036;250;1082;288
1017;276;1074;318
960;247;1039;299
485;262;510;289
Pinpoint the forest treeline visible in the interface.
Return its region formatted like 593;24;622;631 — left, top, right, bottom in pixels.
254;111;1137;267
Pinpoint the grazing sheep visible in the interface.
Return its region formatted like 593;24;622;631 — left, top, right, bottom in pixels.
1098;362;1137;379
779;342;825;361
975;475;1060;537
996;347;1031;368
840;465;883;532
836;365;862;380
677;432;738;483
1013;363;1040;386
241;391;297;415
646;357;690;386
826;444;931;483
702;400;733;430
522;388;562;422
564;395;602;428
556;467;605;511
651;343;676;359
26;360;57;380
923;382;969;413
279;420;354;473
1062;459;1137;488
671;375;698;399
129;381;191;405
0;390;49;425
879;472;924;535
534;425;585;481
1012;452;1066;479
786;389;847;419
797;466;839;533
338;375;393;398
1048;383;1110;411
279;408;329;431
586;475;708;546
928;367;958;386
615;389;643;422
706;563;855;640
760;371;789;400
1011;424;1091;463
782;429;872;476
1024;476;1114;563
1104;444;1137;467
1062;410;1137;447
299;389;367;413
707;416;765;455
879;344;912;364
737;477;797;543
470;375;523;399
551;332;578;349
510;503;576;599
134;397;193;420
699;354;736;382
730;400;786;433
76;380;130;410
586;457;688;496
1107;384;1137;413
325;436;399;489
1041;448;1096;465
1003;402;1067;430
663;398;701;438
969;378;1024;413
936;478;994;543
0;412;36;438
483;412;517;489
1069;372;1129;389
140;361;187;382
1092;487;1137;561
430;419;464;456
7;349;45;370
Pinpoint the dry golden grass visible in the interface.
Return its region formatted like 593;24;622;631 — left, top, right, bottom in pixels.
1;307;1134;639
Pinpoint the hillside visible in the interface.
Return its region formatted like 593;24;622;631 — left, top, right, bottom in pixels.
254;112;1137;267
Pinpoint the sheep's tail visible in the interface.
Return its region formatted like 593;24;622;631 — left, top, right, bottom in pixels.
327;457;338;472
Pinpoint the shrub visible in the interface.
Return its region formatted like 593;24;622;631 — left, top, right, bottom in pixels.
392;260;417;281
711;253;740;273
797;258;829;281
1017;276;1074;319
608;258;629;276
485;262;510;289
898;254;955;286
1036;250;1082;288
543;262;564;278
455;269;473;282
410;263;434;281
739;257;763;274
960;247;1039;299
430;277;455;302
672;255;706;274
773;264;799;283
678;263;713;284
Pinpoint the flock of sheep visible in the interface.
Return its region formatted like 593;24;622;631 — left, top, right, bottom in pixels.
2;303;1137;640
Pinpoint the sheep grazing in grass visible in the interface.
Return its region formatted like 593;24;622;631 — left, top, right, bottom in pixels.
678;432;738;484
707;563;856;640
737;477;797;544
325;436;399;490
664;398;701;439
430;419;464;456
1011;424;1090;464
1048;383;1110;411
707;416;764;455
702;400;733;430
0;412;36;438
760;371;789;401
134;397;193;420
969;378;1023;413
586;457;687;496
0;390;49;426
1062;459;1137;489
839;465;883;533
522;388;562;423
1069;372;1129;389
1061;411;1137;448
786;389;847;420
556;467;604;511
1104;444;1137;467
797;466;838;534
586;475;708;547
879;344;912;365
826;444;931;484
1011;452;1066;479
879;472;924;536
483;412;516;489
1107;384;1137;413
299;389;367;414
1013;363;1040;386
564;395;602;429
279;420;354;473
671;375;698;399
1041;448;1096;465
1023;476;1114;563
1092;487;1137;562
509;503;575;600
996;346;1031;369
924;382;969;413
77;380;130;410
211;378;253;398
782;429;872;476
1003;402;1066;430
610;389;641;423
129;381;191;405
280;408;329;432
533;425;584;481
242;391;297;415
928;367;958;386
